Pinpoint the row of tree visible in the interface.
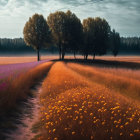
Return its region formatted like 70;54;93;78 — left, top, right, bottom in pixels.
1;37;140;55
23;10;121;61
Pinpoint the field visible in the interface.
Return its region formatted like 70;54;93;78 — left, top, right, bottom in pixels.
0;56;140;140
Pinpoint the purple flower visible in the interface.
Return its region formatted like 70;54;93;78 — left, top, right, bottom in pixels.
0;60;49;90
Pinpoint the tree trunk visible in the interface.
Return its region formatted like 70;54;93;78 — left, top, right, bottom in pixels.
37;48;40;61
93;53;95;60
58;43;61;60
62;51;65;60
84;54;86;60
61;44;65;60
74;51;76;59
59;50;61;60
85;54;88;60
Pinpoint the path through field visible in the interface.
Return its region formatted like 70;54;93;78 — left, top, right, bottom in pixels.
6;82;42;140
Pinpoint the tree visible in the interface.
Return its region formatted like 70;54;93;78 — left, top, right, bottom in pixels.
110;29;120;56
65;10;83;59
23;13;51;61
83;17;111;60
93;17;111;59
82;18;95;59
47;11;67;60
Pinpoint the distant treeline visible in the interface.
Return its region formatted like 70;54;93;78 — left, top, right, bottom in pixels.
120;37;140;53
0;38;58;54
0;38;31;53
0;37;140;54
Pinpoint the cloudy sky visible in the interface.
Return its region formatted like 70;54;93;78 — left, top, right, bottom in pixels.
0;0;139;38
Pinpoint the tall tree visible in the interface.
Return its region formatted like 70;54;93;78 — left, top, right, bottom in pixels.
47;11;67;60
23;13;51;61
65;10;83;58
83;18;95;59
110;29;120;56
93;17;111;59
82;17;111;59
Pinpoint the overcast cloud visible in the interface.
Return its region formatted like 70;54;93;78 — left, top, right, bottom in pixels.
0;0;139;38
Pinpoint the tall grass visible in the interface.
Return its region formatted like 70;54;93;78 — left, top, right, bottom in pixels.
38;62;140;140
0;61;53;113
67;63;140;100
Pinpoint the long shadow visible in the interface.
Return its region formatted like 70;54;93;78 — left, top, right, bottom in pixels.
53;58;140;69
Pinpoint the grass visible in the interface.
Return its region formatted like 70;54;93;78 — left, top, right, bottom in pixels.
67;62;140;101
1;57;140;140
0;61;53;113
37;62;140;140
0;55;140;65
0;61;53;139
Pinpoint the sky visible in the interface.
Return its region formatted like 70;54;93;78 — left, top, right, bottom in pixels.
0;0;140;38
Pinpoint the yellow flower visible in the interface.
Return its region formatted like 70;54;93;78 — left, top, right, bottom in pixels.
125;122;129;125
87;95;90;98
79;121;83;124
46;126;49;128
102;122;105;125
134;129;140;133
120;125;123;129
67;108;72;111
64;128;68;130
72;131;76;135
91;136;94;139
120;132;123;136
129;118;133;122
116;125;118;128
74;104;78;107
130;133;134;136
90;113;93;116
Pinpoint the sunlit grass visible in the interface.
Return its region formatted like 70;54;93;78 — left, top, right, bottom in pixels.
38;62;140;140
67;63;140;100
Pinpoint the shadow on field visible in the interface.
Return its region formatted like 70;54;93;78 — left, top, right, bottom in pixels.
53;59;140;69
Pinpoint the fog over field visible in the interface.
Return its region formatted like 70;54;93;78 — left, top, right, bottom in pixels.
0;0;140;38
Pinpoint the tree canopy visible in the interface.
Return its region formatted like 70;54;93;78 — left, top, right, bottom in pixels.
83;17;111;59
23;13;51;61
47;10;83;59
21;11;125;60
110;29;120;56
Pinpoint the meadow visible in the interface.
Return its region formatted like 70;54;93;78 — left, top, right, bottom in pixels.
0;56;140;140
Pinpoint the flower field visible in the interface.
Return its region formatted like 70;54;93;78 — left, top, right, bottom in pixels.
1;59;140;140
37;62;140;140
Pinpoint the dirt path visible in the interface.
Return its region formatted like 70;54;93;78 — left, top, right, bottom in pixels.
5;82;42;140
